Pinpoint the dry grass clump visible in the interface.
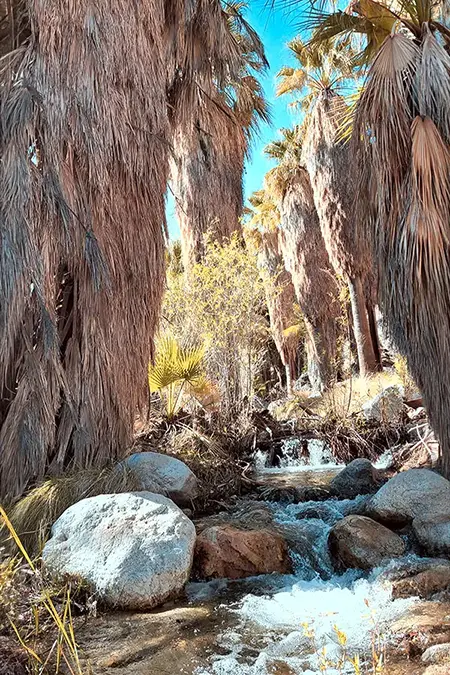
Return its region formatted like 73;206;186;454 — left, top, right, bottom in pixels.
2;465;141;557
0;508;93;674
318;371;406;418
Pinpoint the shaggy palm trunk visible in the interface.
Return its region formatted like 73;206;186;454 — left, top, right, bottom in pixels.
278;168;341;393
171;97;245;272
352;30;450;474
0;0;236;500
302;90;381;376
256;232;299;396
348;278;379;376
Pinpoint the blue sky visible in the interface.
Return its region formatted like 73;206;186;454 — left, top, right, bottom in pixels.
167;3;301;239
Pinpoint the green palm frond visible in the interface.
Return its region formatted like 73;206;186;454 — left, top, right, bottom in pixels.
149;336;205;393
149;335;208;420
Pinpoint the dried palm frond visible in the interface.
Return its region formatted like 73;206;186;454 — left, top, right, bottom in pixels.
351;17;450;475
170;1;269;271
253;228;300;394
276;167;342;392
0;0;244;501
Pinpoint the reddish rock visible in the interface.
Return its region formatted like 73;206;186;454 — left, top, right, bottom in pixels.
193;525;292;580
391;601;450;655
393;566;450;600
329;515;405;570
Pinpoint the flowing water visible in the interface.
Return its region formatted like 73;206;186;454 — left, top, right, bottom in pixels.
79;441;428;674
187;442;419;675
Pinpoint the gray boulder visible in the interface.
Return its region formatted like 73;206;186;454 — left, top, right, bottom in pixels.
422;643;450;665
413;516;450;557
368;468;450;526
42;492;196;610
329;515;406;570
123;451;198;505
362;384;404;423
329;458;381;499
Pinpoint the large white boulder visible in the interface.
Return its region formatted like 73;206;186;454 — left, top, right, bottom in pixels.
368;469;450;525
362;384;404;423
42;492;196;609
123;452;198;505
368;469;450;556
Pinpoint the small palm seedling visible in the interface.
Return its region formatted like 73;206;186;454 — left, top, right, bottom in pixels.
149;335;210;421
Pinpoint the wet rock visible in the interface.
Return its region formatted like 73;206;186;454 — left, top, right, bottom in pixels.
295;486;331;502
77;604;219;674
42;492;196;610
392;565;450;600
422;643;450;665
368;469;450;527
123;451;198;505
193;525;292;580
362;384;404;423
329;459;381;499
413;516;450;557
391;601;450;653
295;504;336;523
329;515;406;570
194;502;274;534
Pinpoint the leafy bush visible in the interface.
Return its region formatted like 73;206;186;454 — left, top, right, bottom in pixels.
163;234;268;419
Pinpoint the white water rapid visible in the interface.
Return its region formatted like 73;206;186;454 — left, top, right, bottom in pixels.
190;455;420;675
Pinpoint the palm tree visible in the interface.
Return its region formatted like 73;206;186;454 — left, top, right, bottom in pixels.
170;2;270;272
0;0;243;500
302;0;450;472
264;129;342;393
246;195;300;395
277;38;382;376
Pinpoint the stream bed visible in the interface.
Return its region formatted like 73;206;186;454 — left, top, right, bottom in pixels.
78;449;440;675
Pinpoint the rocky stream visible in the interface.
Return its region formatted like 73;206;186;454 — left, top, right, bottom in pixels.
50;435;450;675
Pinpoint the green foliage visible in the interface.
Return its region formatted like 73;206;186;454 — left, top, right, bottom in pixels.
149;336;208;420
163;234;267;417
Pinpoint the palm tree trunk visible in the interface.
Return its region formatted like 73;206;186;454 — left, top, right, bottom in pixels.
366;303;382;371
278;167;341;393
348;277;379;376
171;97;245;272
256;230;300;397
303;317;335;394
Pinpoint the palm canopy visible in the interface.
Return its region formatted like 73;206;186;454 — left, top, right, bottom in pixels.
219;2;271;138
263;125;306;200
303;0;450;65
245;189;281;232
276;37;357;110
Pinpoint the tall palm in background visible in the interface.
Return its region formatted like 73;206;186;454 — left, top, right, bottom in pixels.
170;2;270;272
246;194;300;394
278;38;382;376
302;0;450;472
264;128;342;392
0;0;243;500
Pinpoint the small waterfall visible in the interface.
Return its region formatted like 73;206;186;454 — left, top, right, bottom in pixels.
255;438;343;473
192;490;418;675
